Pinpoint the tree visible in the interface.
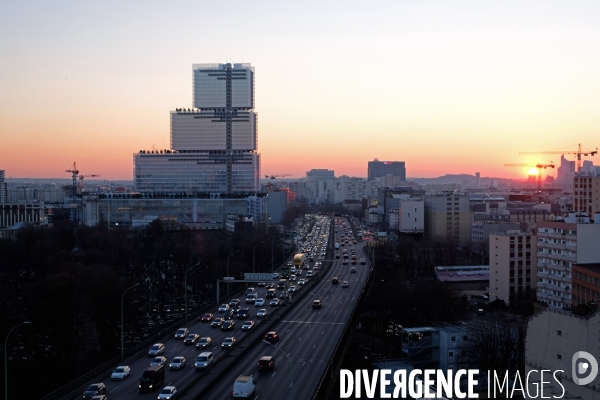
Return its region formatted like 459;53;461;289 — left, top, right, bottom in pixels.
463;318;522;374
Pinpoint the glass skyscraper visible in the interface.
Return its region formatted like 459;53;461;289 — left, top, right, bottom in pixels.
135;63;260;194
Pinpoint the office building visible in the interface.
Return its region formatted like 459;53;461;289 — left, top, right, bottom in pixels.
536;213;600;309
0;170;6;204
306;169;334;202
368;159;406;181
135;63;260;194
489;231;537;305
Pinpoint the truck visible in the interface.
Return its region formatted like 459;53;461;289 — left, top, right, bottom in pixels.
293;253;305;269
232;375;256;398
281;266;290;279
334;242;340;250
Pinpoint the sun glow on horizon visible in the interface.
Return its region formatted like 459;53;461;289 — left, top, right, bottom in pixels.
528;168;539;175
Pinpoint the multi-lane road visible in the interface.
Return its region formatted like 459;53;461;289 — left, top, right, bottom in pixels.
75;216;370;400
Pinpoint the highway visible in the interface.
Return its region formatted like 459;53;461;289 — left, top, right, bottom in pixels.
196;218;370;399
73;216;370;400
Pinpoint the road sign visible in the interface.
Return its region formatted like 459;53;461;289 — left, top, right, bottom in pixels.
244;273;272;281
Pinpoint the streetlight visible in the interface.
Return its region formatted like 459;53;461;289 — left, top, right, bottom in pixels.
121;283;140;361
185;262;201;322
5;321;30;400
262;340;295;400
227;250;239;297
252;242;264;273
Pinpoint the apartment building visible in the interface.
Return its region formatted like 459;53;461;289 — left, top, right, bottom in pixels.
573;173;600;216
424;192;471;247
536;213;600;309
489;231;537;305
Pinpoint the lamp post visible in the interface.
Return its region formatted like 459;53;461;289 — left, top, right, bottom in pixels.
5;321;30;400
262;340;295;400
226;250;239;297
185;262;201;322
121;283;140;361
252;242;264;273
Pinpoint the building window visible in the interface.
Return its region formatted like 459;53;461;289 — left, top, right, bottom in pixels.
449;351;454;358
451;336;456;342
557;354;562;360
557;330;562;336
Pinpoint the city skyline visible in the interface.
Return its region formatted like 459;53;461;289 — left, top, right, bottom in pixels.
2;1;600;180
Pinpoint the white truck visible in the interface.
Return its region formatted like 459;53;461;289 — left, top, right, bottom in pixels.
335;242;340;250
233;375;256;398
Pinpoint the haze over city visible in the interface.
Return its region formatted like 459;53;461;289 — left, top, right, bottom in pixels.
2;1;600;180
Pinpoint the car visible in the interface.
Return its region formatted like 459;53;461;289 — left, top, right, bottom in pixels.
313;266;319;270
266;289;276;299
257;309;268;318
242;320;255;331
266;282;275;289
148;343;165;356
200;313;214;322
157;386;177;400
352;259;357;264
350;267;357;273
332;277;339;284
295;269;302;276
255;298;265;307
184;333;199;344
289;275;296;282
279;291;288;299
298;279;305;285
196;336;212;349
169;356;186;370
82;383;106;399
313;299;322;309
303;264;310;269
222;320;235;331
174;327;189;339
306;271;313;277
342;259;348;265
288;285;296;293
230;299;241;308
335;254;340;259
246;294;258;304
222;309;234;320
257;356;276;371
211;318;224;328
219;304;230;312
342;281;349;288
257;282;266;287
264;331;279;343
272;272;279;279
221;337;237;349
110;365;130;380
238;308;250;319
270;299;280;306
90;396;107;400
150;356;167;367
195;352;213;369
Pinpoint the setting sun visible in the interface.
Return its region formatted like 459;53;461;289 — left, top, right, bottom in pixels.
528;168;539;175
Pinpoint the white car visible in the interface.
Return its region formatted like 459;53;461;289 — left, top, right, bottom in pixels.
157;386;177;400
288;285;297;293
255;298;265;307
289;275;296;282
306;271;313;277
218;304;230;312
148;343;165;356
257;309;268;318
111;365;130;380
298;279;305;285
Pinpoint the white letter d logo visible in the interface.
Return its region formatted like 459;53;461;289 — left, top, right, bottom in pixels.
572;351;598;386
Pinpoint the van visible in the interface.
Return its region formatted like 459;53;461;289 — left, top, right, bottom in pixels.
195;352;213;369
138;365;165;392
233;375;256;398
246;288;256;295
246;293;257;304
257;356;275;371
277;280;286;290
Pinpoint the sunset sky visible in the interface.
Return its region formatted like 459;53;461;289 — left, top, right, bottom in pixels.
2;1;600;181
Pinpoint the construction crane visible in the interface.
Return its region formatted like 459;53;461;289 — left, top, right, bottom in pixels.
66;162;100;197
78;174;101;191
519;143;598;172
265;174;292;193
504;163;555;190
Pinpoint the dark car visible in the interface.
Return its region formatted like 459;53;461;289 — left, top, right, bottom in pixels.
350;267;357;273
222;320;235;331
258;356;275;371
184;334;199;344
222;309;234;320
221;337;236;349
82;383;106;399
331;277;339;284
196;336;212;349
238;308;250;319
264;331;279;344
211;318;224;328
200;313;213;322
313;300;322;309
266;289;276;299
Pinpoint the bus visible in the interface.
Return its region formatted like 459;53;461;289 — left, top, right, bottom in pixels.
293;253;305;269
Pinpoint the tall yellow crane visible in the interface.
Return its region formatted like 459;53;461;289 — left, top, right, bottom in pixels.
519;143;597;172
504;163;555;190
